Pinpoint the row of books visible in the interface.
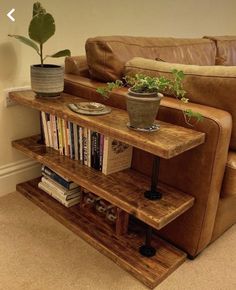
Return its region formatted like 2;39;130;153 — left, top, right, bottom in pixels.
41;111;133;175
38;165;81;207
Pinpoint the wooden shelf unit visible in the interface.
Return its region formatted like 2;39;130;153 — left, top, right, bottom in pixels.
9;91;205;158
17;178;186;289
10;90;205;288
12;135;195;231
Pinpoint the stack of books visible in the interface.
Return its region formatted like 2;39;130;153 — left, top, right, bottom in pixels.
41;111;133;175
38;165;81;207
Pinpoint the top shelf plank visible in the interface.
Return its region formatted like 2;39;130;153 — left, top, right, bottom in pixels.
10;90;205;159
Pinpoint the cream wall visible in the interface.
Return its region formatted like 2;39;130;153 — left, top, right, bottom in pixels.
1;0;236;194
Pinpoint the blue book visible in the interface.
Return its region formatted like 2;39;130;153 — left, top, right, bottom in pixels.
41;165;79;190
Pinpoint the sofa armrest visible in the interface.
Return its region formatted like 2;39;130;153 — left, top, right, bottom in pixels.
65;56;90;78
64;74;232;256
156;98;232;256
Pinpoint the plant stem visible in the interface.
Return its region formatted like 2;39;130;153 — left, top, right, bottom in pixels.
40;43;43;67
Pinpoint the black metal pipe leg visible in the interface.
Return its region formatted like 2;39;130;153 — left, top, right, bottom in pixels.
144;156;162;200
38;112;45;145
139;225;156;257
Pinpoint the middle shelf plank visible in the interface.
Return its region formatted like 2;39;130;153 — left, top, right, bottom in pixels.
12;135;195;231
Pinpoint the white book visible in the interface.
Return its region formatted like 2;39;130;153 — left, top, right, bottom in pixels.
41;176;81;196
41;111;49;147
46;114;53;148
52;115;59;150
38;182;81;207
102;137;133;175
49;114;55;149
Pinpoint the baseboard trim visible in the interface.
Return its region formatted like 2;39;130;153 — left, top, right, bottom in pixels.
0;159;41;196
0;159;39;178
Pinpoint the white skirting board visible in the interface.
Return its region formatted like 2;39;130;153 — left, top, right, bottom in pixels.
0;159;41;196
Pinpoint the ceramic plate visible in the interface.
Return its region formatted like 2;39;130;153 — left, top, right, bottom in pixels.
77;102;105;112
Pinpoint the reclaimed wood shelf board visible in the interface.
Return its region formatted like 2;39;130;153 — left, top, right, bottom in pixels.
17;178;187;289
12;135;195;231
9;90;205;159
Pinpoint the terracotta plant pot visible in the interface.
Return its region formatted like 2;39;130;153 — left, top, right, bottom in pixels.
31;64;64;98
126;89;163;131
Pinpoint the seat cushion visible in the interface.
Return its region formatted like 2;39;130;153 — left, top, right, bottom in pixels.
125;57;236;150
221;151;236;198
85;36;216;82
204;36;236;65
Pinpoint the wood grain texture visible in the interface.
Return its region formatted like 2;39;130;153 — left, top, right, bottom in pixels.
9;90;205;159
16;178;187;289
12;135;195;230
116;209;129;235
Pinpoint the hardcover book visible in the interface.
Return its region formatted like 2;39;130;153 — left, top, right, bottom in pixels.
38;181;81;207
102;137;133;175
41;165;79;190
41;176;81;197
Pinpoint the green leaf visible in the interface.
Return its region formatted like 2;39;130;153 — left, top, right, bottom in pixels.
33;2;46;17
29;13;55;44
49;49;71;58
8;34;39;54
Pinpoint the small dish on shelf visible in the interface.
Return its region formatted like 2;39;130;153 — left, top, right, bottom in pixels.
68;102;111;116
77;102;105;112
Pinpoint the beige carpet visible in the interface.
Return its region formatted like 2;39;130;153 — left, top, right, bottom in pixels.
0;192;235;290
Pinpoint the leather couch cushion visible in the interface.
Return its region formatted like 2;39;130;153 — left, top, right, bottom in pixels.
204;36;236;65
125;57;236;150
85;36;216;82
65;56;90;77
221;151;236;198
211;194;236;242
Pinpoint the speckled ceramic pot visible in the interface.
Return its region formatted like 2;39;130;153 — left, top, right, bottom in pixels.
126;89;163;130
31;64;64;98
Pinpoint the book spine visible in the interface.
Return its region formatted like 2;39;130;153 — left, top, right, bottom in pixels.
77;125;80;162
73;123;78;160
102;136;109;175
79;127;83;162
91;131;96;169
49;114;55;149
52;115;59;150
42;166;72;189
94;132;100;170
46;113;53;148
68;122;74;159
62;119;68;156
83;128;88;166
87;129;91;167
99;134;104;171
41;111;49;147
57;117;63;155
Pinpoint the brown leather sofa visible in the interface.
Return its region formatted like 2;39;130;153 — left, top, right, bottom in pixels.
64;36;236;258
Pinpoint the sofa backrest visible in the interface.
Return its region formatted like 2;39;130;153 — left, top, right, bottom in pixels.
85;36;216;82
204;36;236;65
125;57;236;150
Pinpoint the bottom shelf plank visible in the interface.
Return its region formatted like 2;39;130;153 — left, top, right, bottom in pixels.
16;178;186;289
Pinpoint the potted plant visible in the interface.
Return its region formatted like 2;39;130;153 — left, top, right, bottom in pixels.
97;70;202;131
8;2;71;98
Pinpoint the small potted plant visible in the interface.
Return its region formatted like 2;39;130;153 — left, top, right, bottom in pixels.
97;70;202;131
9;2;71;98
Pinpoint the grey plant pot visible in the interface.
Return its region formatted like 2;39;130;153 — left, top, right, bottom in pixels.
31;64;64;98
126;89;163;130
